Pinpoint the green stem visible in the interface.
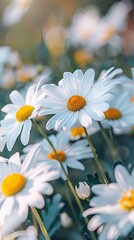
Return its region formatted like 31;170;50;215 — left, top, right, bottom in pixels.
98;122;122;162
65;182;80;228
83;127;109;184
32;121;85;217
31;207;50;240
32;120;96;240
109;127;114;145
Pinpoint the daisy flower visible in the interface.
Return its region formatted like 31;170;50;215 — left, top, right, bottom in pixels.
2;0;33;26
22;131;93;180
68;7;100;46
0;144;60;231
68;120;100;140
16;65;38;84
39;67;122;130
83;165;134;240
0;83;45;151
88;1;132;51
102;91;134;129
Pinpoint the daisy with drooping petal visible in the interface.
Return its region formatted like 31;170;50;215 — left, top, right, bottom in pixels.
102;91;134;129
0;144;60;232
39;67;122;130
0;83;45;151
22;131;93;180
83;165;134;240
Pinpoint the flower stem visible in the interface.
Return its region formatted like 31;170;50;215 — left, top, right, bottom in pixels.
32;120;85;214
31;207;50;240
32;120;84;211
32;120;96;239
98;122;122;162
83;127;109;184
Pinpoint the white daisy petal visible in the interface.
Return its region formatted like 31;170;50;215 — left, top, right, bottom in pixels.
80;69;95;97
9;90;24;106
21;120;32;145
115;165;131;191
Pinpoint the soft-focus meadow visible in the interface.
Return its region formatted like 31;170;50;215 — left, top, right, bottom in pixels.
0;0;134;240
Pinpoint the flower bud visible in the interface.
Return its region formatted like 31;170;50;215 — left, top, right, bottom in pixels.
75;182;90;200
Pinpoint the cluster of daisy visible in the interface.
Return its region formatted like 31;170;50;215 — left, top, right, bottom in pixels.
42;0;133;68
0;46;51;90
1;62;134;239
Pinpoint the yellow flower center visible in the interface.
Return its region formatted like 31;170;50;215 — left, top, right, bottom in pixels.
71;126;84;137
120;189;134;211
104;108;122;120
74;50;92;68
102;27;117;42
130;96;134;102
67;95;86;112
16;105;34;122
48;150;66;162
2;173;26;196
17;71;31;83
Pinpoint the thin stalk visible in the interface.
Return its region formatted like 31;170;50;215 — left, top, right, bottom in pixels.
32;120;84;213
65;182;80;228
32;120;96;239
109;127;114;145
98;122;122;162
32;119;56;151
83;127;109;184
31;207;50;240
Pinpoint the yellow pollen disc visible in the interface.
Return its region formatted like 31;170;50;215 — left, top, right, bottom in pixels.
67;95;86;112
102;27;117;42
130;96;134;102
120;189;134;211
2;173;26;196
104;108;122;120
74;50;92;68
17;72;31;83
71;126;84;137
16;105;34;122
48;150;66;162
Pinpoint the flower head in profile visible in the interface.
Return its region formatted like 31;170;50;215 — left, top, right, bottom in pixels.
83;165;134;240
0;144;60;233
0;83;45;151
39;67;122;130
23;131;93;180
102;91;134;129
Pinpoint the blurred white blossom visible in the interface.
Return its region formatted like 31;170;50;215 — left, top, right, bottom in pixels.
60;212;73;228
3;0;33;26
